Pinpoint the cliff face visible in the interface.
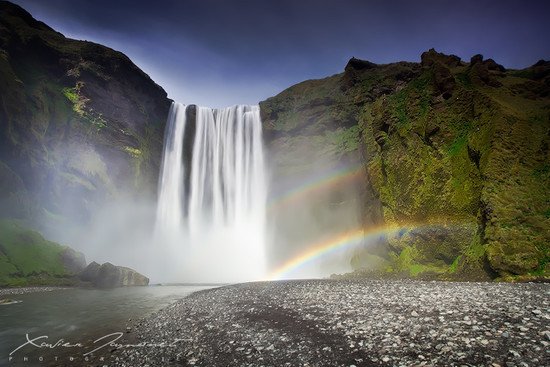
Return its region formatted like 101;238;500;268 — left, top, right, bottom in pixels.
261;50;550;280
0;1;170;227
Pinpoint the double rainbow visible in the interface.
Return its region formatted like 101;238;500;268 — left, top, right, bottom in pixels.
268;224;400;280
264;164;466;280
268;220;464;280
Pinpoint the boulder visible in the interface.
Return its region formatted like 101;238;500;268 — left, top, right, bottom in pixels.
432;62;456;99
79;261;149;288
419;49;458;99
420;48;462;68
60;247;86;274
483;58;506;72
342;57;378;91
470;54;484;65
469;54;504;87
528;59;550;80
345;57;377;71
471;61;502;87
79;261;101;282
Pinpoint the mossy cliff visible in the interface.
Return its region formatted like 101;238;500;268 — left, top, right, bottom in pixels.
261;50;549;280
0;1;170;228
0;1;170;286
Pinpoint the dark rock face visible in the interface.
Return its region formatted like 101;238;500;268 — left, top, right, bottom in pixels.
345;57;377;71
79;261;149;288
79;261;101;282
421;48;462;68
470;54;484;65
431;62;456;99
60;247;86;274
261;48;550;280
421;49;460;99
0;1;171;228
484;58;506;72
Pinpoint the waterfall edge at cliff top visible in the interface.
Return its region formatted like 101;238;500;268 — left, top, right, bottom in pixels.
154;102;267;283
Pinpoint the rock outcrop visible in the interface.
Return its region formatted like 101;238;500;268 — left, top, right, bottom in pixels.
60;247;87;274
261;49;550;281
79;261;149;288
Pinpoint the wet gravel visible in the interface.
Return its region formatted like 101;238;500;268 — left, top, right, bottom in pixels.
0;286;68;297
112;279;550;367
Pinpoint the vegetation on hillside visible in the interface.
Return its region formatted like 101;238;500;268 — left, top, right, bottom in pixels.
0;220;85;286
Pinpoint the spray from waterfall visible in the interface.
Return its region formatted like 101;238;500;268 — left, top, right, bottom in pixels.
155;102;267;283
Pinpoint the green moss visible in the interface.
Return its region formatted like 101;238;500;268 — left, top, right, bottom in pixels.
326;125;360;153
461;232;484;262
393;89;409;125
449;255;461;273
447;135;467;156
62;87;78;103
124;146;142;158
391;246;416;272
456;72;473;89
533;163;549;180
508;69;536;79
0;255;19;278
62;84;108;132
0;220;69;284
62;85;86;116
123;124;162;190
529;255;549;276
389;245;448;277
409;264;429;277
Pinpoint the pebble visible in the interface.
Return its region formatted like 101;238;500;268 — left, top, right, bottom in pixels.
509;349;521;358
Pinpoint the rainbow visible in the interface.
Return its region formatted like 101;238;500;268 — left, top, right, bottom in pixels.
268;220;464;280
268;165;363;211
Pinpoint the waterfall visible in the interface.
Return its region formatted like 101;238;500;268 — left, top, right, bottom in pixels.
155;102;267;282
156;103;187;232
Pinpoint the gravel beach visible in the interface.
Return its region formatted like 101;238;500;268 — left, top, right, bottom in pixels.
112;279;550;367
0;286;68;297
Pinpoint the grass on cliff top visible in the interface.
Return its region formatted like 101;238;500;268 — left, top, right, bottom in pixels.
0;220;70;286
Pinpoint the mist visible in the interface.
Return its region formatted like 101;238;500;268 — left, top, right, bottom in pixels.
265;158;366;279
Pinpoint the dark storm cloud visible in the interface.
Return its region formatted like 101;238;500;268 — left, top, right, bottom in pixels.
9;0;550;107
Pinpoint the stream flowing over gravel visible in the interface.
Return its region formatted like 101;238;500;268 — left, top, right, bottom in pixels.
112;279;549;367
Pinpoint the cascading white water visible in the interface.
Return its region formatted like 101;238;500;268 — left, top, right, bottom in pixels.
155;102;267;282
156;103;187;232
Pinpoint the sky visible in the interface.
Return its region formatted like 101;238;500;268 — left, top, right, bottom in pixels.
10;0;550;107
